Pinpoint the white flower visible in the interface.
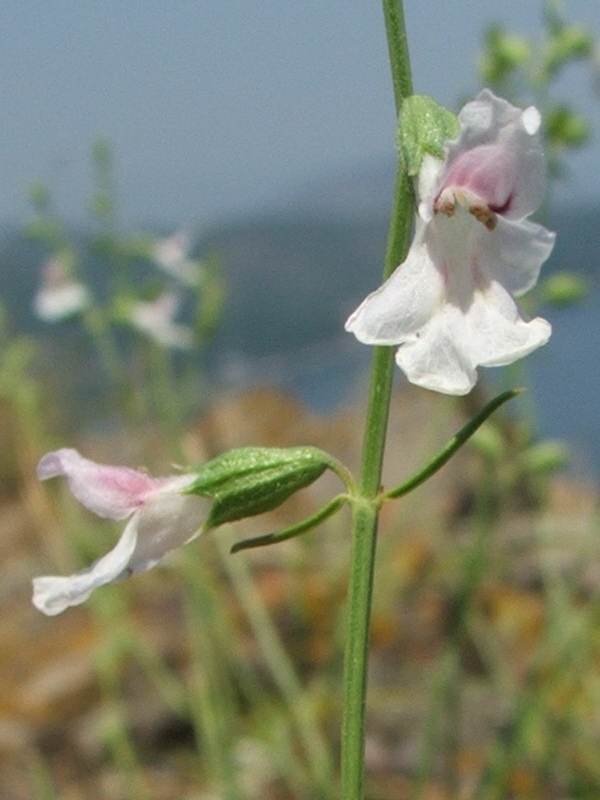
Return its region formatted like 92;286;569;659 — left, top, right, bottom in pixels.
33;257;91;322
345;89;555;395
153;230;202;286
33;449;207;615
128;291;194;350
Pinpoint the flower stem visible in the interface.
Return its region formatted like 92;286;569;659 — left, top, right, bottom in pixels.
382;0;413;110
340;3;413;797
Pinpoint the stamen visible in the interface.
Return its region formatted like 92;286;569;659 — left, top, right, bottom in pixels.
469;205;497;230
433;188;456;217
436;202;455;217
434;188;497;229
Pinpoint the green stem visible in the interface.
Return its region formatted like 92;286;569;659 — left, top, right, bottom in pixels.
383;0;413;109
340;3;413;797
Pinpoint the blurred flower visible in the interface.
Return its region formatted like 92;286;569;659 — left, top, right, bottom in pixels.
33;449;207;615
33;256;91;322
153;230;202;286
128;291;194;350
346;89;555;395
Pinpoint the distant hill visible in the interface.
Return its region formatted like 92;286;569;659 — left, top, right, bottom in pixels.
209;202;597;359
1;187;599;469
1;198;595;358
205;213;389;360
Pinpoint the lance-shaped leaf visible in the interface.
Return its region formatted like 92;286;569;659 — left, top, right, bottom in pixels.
383;388;522;501
186;446;333;529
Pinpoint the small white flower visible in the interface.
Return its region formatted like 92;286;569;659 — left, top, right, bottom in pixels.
128;291;194;350
33;449;207;615
33;257;91;322
345;89;555;395
153;230;201;286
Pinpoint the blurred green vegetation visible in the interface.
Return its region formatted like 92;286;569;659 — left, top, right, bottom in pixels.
1;1;600;798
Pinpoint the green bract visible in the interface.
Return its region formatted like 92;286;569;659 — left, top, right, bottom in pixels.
186;446;332;529
396;95;459;176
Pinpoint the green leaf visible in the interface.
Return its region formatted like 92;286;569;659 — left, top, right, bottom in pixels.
468;424;505;462
397;95;459;176
24;218;61;243
28;181;52;212
383;388;523;501
186;446;332;529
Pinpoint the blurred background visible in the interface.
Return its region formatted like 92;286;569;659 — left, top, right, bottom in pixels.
0;0;598;224
1;0;599;467
1;2;600;799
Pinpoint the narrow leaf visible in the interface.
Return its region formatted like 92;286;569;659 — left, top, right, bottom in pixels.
384;388;523;501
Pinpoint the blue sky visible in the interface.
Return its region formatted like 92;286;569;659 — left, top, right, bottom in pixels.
0;1;598;228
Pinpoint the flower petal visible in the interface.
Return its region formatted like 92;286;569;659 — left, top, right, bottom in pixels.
345;231;442;344
129;293;194;350
126;493;208;574
395;311;477;395
32;516;139;615
345;90;554;396
441;90;545;219
37;449;193;520
490;217;556;296
153;231;201;286
417;155;445;221
32;480;205;615
394;279;550;395
465;282;551;367
34;282;90;322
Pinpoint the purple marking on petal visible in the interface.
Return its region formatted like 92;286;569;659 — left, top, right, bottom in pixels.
490;192;514;216
37;448;169;520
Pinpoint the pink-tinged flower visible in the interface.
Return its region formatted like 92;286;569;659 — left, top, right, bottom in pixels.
153;230;201;286
128;291;194;350
33;449;207;615
345;89;555;395
33;257;91;322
